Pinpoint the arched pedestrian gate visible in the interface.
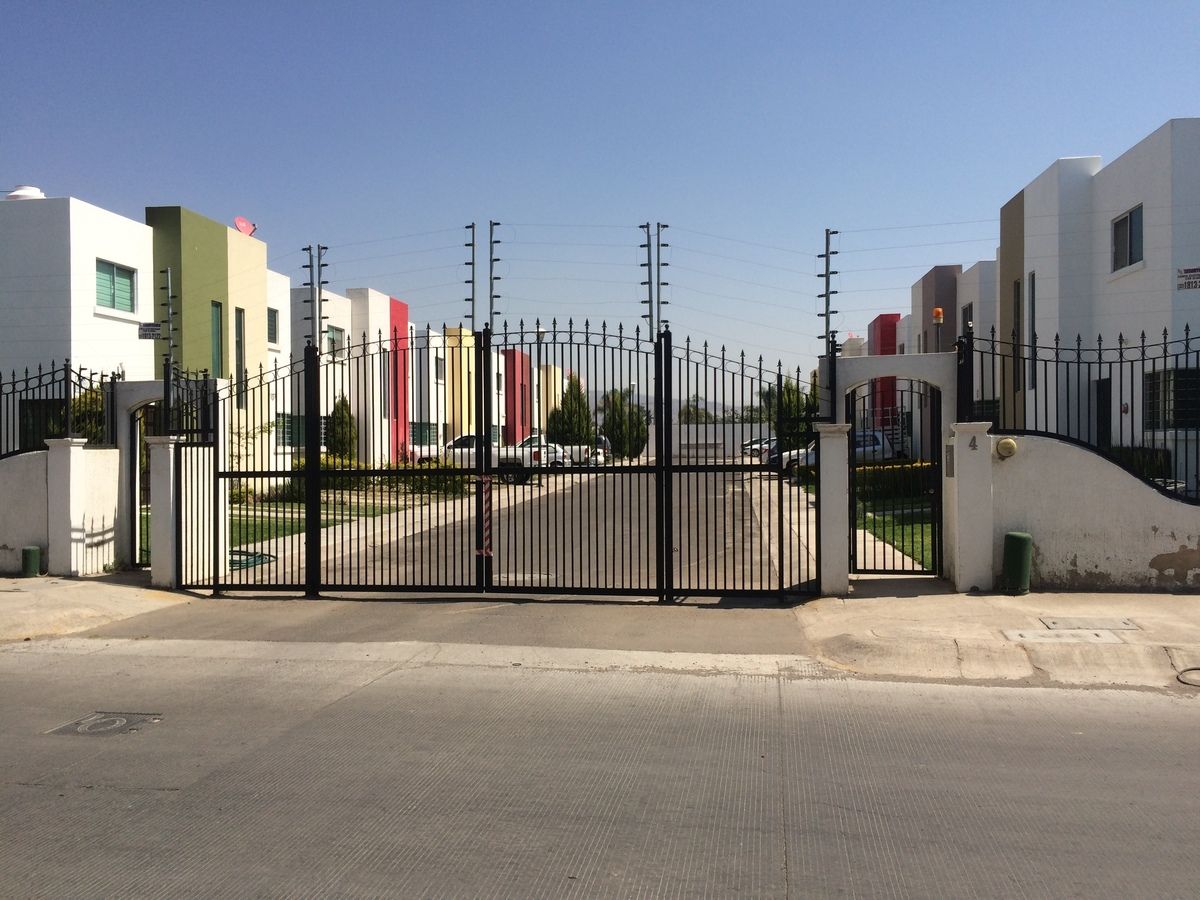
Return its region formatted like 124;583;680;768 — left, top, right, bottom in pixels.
174;325;820;600
846;378;942;575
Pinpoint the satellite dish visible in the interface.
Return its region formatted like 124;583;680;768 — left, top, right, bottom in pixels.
233;215;257;236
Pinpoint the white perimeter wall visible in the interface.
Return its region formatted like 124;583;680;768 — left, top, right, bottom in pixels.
991;434;1200;588
0;453;49;572
0;443;119;576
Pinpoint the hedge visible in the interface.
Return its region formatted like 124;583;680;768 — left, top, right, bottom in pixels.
854;460;936;501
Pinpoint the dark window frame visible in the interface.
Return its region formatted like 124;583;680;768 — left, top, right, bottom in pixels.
1112;204;1144;272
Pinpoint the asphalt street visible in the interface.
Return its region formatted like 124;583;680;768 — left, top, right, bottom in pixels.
2;634;1196;899
311;469;815;597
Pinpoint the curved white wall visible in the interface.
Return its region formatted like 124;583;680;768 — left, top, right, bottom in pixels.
992;435;1200;588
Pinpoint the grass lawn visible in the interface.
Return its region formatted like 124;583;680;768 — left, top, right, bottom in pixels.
857;499;936;570
228;496;419;548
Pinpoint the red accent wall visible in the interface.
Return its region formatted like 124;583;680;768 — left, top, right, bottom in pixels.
502;348;531;444
867;314;900;356
867;314;900;427
389;298;410;462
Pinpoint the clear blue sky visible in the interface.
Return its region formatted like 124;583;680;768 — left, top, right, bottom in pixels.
5;0;1198;380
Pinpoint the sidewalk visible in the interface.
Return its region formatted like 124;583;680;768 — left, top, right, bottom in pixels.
0;573;182;642
797;576;1200;690
3;570;1199;691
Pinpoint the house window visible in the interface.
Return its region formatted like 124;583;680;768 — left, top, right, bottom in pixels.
496;372;503;392
381;348;390;419
897;343;905;355
960;303;974;338
211;302;223;377
411;421;438;446
1144;368;1200;430
1028;272;1037;389
267;308;279;345
1112;204;1144;271
434;355;445;383
96;260;135;312
235;308;246;409
1011;280;1022;392
326;326;345;356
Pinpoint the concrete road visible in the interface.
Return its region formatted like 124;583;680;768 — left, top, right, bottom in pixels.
2;635;1196;898
311;469;816;596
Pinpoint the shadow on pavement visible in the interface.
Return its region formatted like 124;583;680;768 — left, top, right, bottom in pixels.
845;575;960;600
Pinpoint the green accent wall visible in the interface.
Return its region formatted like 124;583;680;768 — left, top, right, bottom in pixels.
146;206;230;377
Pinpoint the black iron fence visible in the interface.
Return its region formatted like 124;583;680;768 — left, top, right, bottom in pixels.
175;324;821;599
960;327;1200;502
0;362;121;458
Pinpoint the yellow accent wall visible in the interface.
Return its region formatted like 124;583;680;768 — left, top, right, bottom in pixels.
443;326;476;440
226;229;269;379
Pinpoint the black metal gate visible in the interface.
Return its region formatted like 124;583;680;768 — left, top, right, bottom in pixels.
846;378;942;575
176;324;819;599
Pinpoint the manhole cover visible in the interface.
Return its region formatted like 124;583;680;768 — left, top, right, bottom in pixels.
1003;629;1123;644
1041;617;1138;631
47;712;161;737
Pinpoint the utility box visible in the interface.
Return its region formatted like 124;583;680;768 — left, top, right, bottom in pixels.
21;546;42;578
1002;532;1033;595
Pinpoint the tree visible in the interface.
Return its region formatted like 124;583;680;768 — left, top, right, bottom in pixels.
69;388;108;444
326;394;357;460
546;374;594;446
775;378;810;453
678;393;714;424
600;387;649;459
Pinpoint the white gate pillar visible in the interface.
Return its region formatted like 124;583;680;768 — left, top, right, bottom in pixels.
146;435;181;588
816;423;851;596
950;422;994;591
45;438;89;576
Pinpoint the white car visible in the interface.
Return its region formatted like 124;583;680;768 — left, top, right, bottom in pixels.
779;430;898;477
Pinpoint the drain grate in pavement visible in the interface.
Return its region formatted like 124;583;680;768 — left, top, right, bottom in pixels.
47;712;161;737
1004;629;1123;644
1041;617;1138;631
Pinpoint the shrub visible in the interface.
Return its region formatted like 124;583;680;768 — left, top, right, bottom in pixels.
326;395;357;461
389;459;471;496
854;460;936;501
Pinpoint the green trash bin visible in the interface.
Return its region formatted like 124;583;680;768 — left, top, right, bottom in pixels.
21;546;41;578
1002;532;1033;595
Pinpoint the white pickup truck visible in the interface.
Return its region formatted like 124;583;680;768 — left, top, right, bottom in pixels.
561;436;612;466
441;434;571;483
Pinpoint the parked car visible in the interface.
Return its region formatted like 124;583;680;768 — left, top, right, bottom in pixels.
498;436;571;483
756;438;780;466
777;429;898;477
563;435;612;466
741;436;772;457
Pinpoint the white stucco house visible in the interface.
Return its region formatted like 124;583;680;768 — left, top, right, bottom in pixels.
0;187;155;380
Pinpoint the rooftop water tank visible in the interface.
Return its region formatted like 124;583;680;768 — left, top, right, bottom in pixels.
4;185;46;200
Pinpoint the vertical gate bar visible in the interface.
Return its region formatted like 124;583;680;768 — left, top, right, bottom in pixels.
663;328;674;602
653;331;664;600
174;440;183;588
776;367;785;598
211;387;222;596
475;328;486;591
846;389;855;574
303;343;321;597
934;386;943;575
